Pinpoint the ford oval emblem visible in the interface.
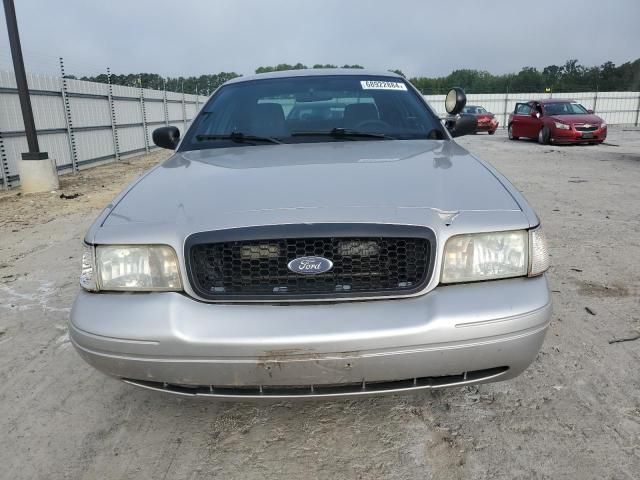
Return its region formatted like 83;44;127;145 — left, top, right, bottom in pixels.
287;256;333;275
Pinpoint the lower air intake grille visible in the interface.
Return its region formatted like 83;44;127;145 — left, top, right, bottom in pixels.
123;367;510;398
185;224;435;301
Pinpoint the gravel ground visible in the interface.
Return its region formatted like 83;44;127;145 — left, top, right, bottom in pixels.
0;129;639;480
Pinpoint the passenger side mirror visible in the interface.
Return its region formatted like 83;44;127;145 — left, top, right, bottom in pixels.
587;109;594;114
153;126;180;150
444;87;467;115
446;115;477;138
444;87;475;137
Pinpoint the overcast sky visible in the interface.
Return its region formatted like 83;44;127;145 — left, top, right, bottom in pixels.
1;0;638;78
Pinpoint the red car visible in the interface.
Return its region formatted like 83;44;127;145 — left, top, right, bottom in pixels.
508;99;607;145
461;105;499;134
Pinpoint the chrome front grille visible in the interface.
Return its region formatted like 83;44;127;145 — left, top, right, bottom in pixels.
575;124;598;132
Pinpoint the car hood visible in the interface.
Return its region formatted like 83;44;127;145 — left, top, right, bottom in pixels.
549;113;603;124
97;140;527;241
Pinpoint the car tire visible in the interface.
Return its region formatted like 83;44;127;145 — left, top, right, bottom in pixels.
508;125;518;140
538;127;550;145
488;130;495;135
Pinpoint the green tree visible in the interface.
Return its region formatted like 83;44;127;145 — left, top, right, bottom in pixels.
76;58;639;95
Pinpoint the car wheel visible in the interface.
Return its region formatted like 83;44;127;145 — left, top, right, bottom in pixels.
488;130;495;135
508;125;518;140
538;127;550;145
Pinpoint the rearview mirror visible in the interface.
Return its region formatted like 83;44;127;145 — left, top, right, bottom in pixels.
296;92;334;102
153;126;180;150
444;87;467;115
446;115;477;138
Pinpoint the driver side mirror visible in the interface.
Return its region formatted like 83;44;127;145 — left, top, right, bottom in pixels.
587;109;594;114
153;126;180;150
444;87;476;138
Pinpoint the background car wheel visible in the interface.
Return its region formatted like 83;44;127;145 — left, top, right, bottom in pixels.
508;125;518;140
538;127;550;145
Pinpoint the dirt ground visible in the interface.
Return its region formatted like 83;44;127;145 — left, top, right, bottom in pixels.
1;129;639;480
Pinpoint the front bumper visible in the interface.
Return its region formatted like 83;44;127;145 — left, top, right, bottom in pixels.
552;127;607;143
70;276;551;398
476;120;498;132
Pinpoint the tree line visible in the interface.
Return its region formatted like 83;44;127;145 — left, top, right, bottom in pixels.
75;58;639;95
408;58;640;94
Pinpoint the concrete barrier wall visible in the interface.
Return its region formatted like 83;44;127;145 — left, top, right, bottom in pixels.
424;91;640;129
0;70;207;188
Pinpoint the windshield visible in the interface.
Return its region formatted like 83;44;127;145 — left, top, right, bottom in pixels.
544;102;589;116
180;75;446;151
462;106;486;114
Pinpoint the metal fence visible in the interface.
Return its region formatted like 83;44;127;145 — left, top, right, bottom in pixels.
2;70;640;189
0;70;207;189
425;91;640;130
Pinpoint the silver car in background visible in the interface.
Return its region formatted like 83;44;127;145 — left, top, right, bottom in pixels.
70;70;551;399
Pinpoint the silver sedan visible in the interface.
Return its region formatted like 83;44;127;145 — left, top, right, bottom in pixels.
70;69;551;399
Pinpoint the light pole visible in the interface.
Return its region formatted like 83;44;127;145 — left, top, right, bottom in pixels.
3;0;58;191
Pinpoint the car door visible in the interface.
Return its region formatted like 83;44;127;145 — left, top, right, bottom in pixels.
511;103;531;137
525;102;544;138
518;102;543;138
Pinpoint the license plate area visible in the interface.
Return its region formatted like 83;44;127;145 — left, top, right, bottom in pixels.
581;132;594;139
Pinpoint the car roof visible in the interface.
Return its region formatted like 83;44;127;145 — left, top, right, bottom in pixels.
538;98;576;104
224;68;403;85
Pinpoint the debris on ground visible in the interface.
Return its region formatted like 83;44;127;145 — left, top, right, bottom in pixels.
59;193;82;200
608;333;640;344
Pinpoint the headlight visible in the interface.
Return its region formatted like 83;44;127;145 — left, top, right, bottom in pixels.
87;245;182;291
600;122;607;129
441;228;550;284
554;122;570;130
441;230;528;283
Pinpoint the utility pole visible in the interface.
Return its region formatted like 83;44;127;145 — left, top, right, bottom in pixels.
3;0;58;191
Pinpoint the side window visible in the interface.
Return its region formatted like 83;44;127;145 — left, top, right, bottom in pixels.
515;103;531;115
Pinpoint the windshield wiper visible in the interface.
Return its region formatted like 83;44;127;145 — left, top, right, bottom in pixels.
195;132;282;144
291;128;395;140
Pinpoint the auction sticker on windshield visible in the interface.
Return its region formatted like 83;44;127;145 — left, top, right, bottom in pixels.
360;80;407;91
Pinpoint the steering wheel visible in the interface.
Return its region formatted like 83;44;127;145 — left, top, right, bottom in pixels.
355;119;391;130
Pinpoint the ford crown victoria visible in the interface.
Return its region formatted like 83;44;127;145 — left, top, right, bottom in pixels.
70;70;551;398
